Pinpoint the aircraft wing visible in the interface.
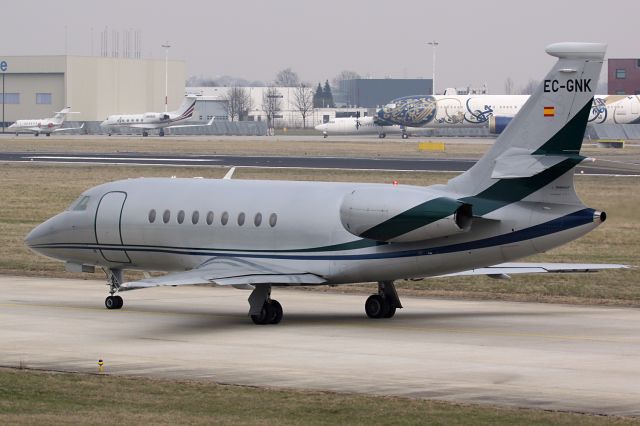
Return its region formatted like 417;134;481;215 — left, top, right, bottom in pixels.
166;117;215;129
438;262;629;278
53;123;84;133
119;256;326;291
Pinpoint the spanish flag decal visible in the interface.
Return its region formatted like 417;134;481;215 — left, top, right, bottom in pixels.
543;106;555;117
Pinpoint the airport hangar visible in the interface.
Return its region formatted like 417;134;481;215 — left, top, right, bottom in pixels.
0;55;186;129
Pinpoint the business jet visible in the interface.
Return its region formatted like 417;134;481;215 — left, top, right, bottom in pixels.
100;95;212;137
26;42;626;325
8;107;83;136
314;116;424;138
378;93;640;137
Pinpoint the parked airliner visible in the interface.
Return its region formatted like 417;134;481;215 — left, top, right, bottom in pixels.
26;43;626;325
100;95;212;137
314;116;423;138
377;93;640;137
9;107;83;136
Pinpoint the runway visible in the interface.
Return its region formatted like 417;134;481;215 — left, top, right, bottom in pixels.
1;151;639;175
2;275;639;416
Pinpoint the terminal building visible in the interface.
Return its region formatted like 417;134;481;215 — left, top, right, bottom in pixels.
608;58;640;95
0;55;185;126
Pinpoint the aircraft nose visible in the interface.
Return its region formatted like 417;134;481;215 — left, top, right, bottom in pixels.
25;215;62;251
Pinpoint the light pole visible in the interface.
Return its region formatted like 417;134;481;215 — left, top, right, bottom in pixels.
161;43;171;112
427;41;439;95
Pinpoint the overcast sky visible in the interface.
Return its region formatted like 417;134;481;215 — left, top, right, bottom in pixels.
1;0;638;93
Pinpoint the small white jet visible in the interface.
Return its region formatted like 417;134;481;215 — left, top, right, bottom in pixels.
101;96;212;137
26;43;627;325
8;107;83;136
315;116;423;139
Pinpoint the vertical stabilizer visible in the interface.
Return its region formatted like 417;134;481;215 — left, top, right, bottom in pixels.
172;96;197;119
447;43;606;206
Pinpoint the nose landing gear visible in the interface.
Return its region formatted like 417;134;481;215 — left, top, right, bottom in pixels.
104;268;124;310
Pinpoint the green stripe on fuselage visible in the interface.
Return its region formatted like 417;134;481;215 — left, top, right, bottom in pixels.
360;197;462;241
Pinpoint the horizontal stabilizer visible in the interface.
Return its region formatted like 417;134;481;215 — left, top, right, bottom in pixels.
490;148;583;179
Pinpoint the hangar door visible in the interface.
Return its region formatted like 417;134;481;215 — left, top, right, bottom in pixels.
95;191;131;263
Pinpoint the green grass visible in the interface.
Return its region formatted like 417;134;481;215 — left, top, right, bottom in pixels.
2;162;639;304
0;368;636;425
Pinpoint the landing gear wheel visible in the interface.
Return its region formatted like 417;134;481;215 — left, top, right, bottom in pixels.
402;133;409;139
365;294;389;319
35;133;40;137
268;300;283;324
251;302;273;325
159;129;165;137
46;133;51;137
378;133;386;139
142;130;149;137
105;295;123;310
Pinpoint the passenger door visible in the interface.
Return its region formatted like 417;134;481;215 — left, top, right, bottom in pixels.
95;191;131;263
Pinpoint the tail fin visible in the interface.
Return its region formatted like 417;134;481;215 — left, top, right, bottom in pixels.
173;96;197;119
447;42;606;215
53;107;73;123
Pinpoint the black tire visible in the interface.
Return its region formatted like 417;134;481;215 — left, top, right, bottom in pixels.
269;300;283;324
251;302;273;325
113;295;124;309
365;295;389;319
383;305;396;318
105;296;117;309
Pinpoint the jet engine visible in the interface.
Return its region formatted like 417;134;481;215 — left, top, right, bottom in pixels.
488;116;513;134
340;187;472;243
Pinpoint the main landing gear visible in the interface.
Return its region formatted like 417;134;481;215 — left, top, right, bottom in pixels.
142;130;149;137
104;268;124;310
378;132;386;138
365;281;402;319
248;284;283;325
159;129;165;137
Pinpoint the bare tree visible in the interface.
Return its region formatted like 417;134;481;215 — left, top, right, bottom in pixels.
274;68;299;87
222;86;253;121
504;77;514;95
520;79;539;95
293;84;314;128
262;86;282;135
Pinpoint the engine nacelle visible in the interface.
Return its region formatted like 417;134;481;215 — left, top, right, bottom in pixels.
340;187;472;243
488;116;513;134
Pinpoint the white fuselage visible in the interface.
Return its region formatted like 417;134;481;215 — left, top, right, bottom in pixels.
26;177;601;285
101;112;180;130
9;119;63;134
315;117;406;136
379;94;640;128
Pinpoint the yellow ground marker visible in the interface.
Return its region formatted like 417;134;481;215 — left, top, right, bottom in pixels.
418;141;445;152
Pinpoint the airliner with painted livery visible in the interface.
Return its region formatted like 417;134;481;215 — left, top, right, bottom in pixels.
100;95;212;137
377;93;640;137
9;107;83;136
26;43;627;325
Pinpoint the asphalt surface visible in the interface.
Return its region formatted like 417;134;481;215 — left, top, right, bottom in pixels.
1;151;639;175
2;276;639;416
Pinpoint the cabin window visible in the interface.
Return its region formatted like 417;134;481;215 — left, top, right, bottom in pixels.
237;212;245;226
206;211;214;225
148;209;156;223
221;211;229;225
70;195;91;211
163;209;170;224
269;213;278;227
616;69;626;79
177;210;185;224
192;211;200;224
254;213;262;227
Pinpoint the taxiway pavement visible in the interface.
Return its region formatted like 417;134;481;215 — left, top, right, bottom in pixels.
1;275;639;416
1;151;638;175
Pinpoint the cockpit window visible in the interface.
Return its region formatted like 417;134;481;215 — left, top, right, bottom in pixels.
69;195;91;211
